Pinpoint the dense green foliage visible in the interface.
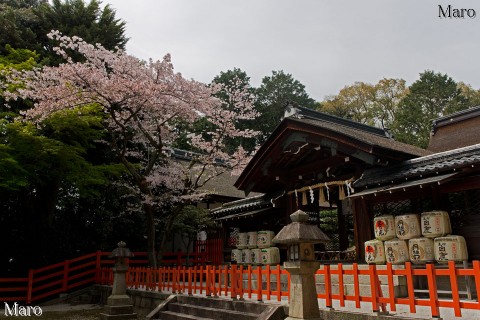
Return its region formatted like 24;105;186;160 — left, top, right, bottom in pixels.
392;71;469;148
0;105;145;274
0;1;137;274
320;71;479;148
256;70;318;141
0;0;127;64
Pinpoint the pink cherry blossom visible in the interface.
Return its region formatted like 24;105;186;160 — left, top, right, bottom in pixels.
3;31;260;267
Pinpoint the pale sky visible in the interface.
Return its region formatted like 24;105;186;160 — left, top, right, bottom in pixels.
104;0;480;101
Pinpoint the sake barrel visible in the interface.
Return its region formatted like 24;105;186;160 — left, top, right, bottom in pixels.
384;238;409;264
247;231;258;248
395;214;421;240
241;249;252;264
251;248;262;265
257;230;275;248
260;247;280;265
364;239;385;264
237;233;248;249
231;249;242;263
421;211;452;238
434;235;468;263
408;237;435;264
374;215;396;240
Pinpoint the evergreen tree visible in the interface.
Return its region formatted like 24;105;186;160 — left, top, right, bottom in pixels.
392;71;469;148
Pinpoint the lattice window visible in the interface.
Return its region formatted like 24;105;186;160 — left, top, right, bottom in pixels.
325;234;340;250
227;227;239;248
305;210;319;224
372;199;411;217
447;189;480;231
372;197;435;217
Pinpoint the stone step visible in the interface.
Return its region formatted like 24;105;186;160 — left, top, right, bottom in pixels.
149;295;286;320
157;310;214;320
168;302;258;320
175;295;266;314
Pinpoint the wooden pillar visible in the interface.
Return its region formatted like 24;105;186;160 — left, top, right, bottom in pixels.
337;200;349;251
352;198;372;261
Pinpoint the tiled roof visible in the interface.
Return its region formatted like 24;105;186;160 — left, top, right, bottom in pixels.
354;143;480;188
286;105;388;137
210;194;273;216
294;117;429;158
236;106;430;193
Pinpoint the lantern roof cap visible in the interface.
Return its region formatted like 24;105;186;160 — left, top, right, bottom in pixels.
109;241;134;258
273;210;330;244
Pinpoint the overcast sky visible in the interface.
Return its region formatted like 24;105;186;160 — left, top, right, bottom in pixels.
104;0;480;101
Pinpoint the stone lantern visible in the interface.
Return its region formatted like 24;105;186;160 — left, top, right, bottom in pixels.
273;210;330;320
100;241;137;320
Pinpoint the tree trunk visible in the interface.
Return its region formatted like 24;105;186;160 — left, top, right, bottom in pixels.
156;214;176;264
143;203;157;268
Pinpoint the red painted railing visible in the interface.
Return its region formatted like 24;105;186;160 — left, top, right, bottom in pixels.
2;247;479;319
98;261;480;318
0;248;213;304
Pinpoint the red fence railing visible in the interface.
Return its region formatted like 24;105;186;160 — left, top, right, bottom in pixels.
3;246;480;319
0;244;219;304
98;261;480;318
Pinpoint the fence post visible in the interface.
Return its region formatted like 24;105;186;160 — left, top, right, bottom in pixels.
62;260;70;292
26;269;34;304
473;261;480;310
426;263;440;318
448;261;462;318
266;265;271;301
206;265;211;296
324;264;332;308
95;250;102;283
386;262;396;312
368;264;379;312
352;263;360;309
230;264;237;299
256;265;262;302
338;263;345;308
212;265;217;296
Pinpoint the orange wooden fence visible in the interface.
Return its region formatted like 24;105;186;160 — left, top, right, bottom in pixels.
99;261;480;318
0;249;210;304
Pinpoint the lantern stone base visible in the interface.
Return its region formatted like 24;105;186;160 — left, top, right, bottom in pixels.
284;260;321;320
100;294;137;320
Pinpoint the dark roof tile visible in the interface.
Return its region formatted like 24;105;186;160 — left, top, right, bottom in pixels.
354;143;480;188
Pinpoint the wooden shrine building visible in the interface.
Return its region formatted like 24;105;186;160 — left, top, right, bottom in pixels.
212;105;428;260
350;106;480;260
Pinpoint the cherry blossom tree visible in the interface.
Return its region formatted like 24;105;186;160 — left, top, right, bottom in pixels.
3;31;259;267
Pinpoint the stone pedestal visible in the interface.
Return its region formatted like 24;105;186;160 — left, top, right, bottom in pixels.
100;242;137;320
284;260;321;320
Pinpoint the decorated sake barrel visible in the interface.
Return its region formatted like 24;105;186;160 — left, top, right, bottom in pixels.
260;247;280;265
408;237;435;264
421;211;452;238
237;233;248;249
251;248;262;265
231;249;242;263
384;238;409;264
241;249;252;264
364;239;385;264
374;215;396;241
247;231;258;248
257;230;275;248
434;235;468;263
395;214;421;240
